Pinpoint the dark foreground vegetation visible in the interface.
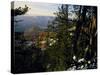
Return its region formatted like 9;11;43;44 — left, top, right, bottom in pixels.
11;3;97;73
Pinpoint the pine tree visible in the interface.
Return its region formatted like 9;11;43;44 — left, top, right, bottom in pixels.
44;5;75;71
72;6;97;69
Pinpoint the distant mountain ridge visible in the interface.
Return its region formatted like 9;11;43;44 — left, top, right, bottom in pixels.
14;15;55;32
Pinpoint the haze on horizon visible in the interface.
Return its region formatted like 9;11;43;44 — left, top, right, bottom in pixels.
13;1;77;32
13;1;60;16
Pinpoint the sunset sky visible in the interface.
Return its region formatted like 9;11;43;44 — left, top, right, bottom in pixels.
14;1;60;16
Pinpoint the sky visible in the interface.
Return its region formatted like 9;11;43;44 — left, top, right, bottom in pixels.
12;1;77;32
13;1;60;16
